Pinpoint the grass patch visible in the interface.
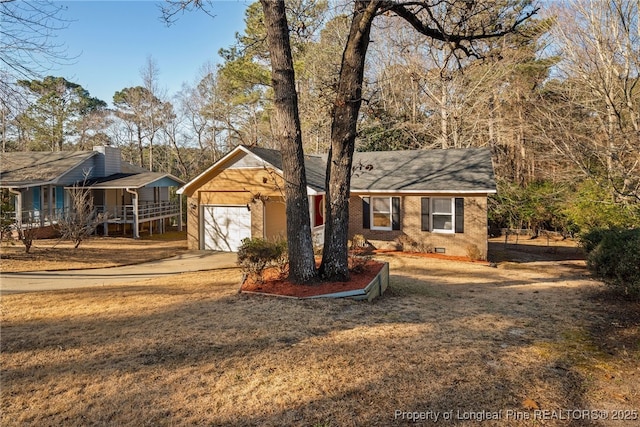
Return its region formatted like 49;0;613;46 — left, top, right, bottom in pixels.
1;232;188;272
1;254;638;426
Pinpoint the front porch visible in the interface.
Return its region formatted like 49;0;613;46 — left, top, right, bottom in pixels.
98;201;182;237
1;200;182;239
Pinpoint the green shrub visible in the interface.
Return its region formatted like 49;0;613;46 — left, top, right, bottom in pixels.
565;180;640;232
237;237;288;283
580;228;640;299
578;227;609;254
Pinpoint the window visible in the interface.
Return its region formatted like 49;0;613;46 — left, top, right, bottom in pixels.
362;196;400;231
371;197;392;230
420;197;465;234
431;198;454;233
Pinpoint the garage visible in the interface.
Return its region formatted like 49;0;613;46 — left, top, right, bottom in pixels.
202;205;251;251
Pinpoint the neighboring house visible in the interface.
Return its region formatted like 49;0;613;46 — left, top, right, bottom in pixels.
178;145;496;258
0;146;184;238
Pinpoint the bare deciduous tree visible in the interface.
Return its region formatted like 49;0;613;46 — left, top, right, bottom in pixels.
548;0;640;201
57;172;107;249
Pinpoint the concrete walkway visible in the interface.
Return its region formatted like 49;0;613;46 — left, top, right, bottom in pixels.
0;251;238;294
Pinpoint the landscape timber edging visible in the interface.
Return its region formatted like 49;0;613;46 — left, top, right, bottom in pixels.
240;262;390;301
306;262;389;301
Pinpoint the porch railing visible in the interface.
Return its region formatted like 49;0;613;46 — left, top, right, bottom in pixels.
1;201;180;228
97;201;180;223
0;208;70;228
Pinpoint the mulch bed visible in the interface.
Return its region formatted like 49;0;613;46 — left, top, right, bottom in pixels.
240;260;385;298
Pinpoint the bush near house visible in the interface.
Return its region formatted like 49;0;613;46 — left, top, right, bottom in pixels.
237;237;288;283
580;228;640;299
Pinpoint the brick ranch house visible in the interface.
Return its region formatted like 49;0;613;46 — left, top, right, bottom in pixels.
178;145;496;258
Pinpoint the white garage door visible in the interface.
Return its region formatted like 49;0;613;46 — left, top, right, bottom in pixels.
202;206;251;251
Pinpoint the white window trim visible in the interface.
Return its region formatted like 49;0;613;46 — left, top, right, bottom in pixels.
370;196;393;231
431;197;455;234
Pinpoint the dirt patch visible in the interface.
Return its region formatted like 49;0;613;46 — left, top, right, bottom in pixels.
241;260;384;298
0;231;188;272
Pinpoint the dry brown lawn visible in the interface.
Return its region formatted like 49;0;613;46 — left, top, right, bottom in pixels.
0;231;188;272
1;239;639;426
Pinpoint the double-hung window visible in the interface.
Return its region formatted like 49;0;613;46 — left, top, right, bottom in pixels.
371;197;392;230
421;197;464;233
431;198;455;233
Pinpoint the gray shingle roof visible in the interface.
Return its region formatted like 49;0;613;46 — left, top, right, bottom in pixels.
244;146;326;192
350;148;496;192
0;151;184;190
0;151;96;187
244;146;495;193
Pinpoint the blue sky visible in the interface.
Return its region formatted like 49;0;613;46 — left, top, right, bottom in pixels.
55;1;249;106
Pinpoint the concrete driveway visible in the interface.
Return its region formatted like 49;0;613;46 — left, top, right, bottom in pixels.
0;251;238;294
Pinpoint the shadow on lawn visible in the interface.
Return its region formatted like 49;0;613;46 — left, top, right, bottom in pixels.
1;262;632;426
488;240;585;264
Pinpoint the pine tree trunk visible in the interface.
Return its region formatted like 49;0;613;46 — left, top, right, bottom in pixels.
260;0;317;283
320;1;379;281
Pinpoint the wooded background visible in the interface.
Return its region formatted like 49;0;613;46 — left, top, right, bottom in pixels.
2;0;638;234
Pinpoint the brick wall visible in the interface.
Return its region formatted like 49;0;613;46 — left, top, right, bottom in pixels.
349;194;489;259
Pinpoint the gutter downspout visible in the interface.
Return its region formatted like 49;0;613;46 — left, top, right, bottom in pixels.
126;188;139;239
8;188;22;227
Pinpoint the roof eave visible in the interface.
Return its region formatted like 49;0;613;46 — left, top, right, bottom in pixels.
0;180;56;189
67;173;185;190
350;188;497;194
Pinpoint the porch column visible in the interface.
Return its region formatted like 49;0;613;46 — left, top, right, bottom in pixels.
9;188;21;227
178;194;183;231
48;185;53;223
126;188;139;239
39;186;45;227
